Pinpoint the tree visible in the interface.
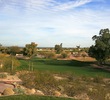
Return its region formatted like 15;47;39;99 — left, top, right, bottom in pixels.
54;43;63;54
0;43;2;47
24;42;37;57
9;46;21;55
88;28;110;64
0;45;8;54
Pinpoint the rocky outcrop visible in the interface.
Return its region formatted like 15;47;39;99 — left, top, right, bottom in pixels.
3;88;14;95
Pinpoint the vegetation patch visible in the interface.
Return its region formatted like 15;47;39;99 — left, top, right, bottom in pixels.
0;73;7;79
18;70;110;100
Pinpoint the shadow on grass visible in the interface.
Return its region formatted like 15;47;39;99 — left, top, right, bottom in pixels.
32;58;94;67
31;59;110;73
19;59;110;77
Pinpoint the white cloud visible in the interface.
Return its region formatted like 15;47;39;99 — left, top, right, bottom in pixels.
53;0;92;11
0;0;93;13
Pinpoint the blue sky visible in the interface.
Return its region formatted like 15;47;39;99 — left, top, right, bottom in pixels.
0;0;110;47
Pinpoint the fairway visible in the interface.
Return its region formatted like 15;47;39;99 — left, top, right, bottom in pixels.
18;58;110;78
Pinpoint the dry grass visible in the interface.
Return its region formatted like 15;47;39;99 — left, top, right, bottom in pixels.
18;70;110;100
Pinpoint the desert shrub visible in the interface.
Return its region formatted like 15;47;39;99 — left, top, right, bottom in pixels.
37;51;56;59
93;76;103;83
37;51;47;55
61;52;68;58
1;56;20;74
63;82;87;97
81;76;92;82
19;71;59;95
82;53;87;58
45;52;56;59
19;72;36;89
88;85;110;100
13;87;25;94
0;73;7;78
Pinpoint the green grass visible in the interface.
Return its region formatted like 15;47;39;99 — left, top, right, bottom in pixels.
0;95;73;100
18;58;110;78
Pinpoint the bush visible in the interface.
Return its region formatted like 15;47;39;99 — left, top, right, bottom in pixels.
13;87;25;95
64;82;87;97
45;52;56;59
37;51;56;59
0;73;7;79
19;71;58;95
61;52;68;58
93;76;103;83
2;56;20;73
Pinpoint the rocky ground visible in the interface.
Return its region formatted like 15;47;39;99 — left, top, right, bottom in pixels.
0;72;89;100
0;72;110;100
0;72;45;96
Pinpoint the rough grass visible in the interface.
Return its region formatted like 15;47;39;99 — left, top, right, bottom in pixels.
0;95;73;100
18;58;110;78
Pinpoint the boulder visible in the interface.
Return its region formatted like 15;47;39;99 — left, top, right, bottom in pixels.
36;90;44;95
3;88;14;95
31;88;36;94
25;88;36;94
54;91;61;96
